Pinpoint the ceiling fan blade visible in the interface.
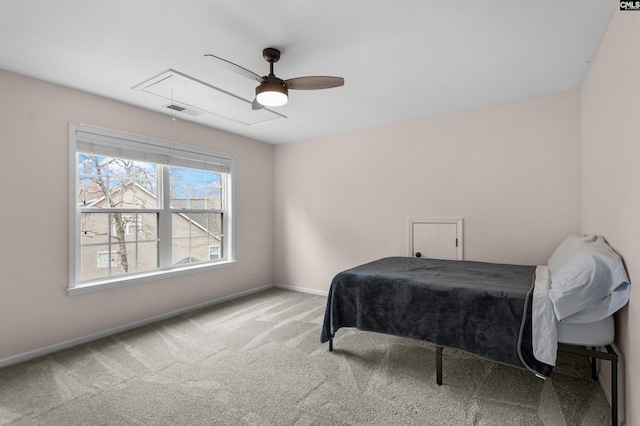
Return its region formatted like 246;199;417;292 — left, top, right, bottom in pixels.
252;98;265;110
204;54;264;83
285;76;344;90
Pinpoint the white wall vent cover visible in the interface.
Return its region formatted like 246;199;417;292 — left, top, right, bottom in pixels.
133;69;285;126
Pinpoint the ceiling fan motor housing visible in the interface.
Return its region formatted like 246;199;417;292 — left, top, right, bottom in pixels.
256;74;289;106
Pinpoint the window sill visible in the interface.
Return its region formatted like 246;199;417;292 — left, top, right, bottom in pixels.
67;259;237;296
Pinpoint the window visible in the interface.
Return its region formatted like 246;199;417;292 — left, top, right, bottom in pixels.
69;124;235;295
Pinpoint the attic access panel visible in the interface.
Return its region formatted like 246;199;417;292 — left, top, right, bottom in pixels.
133;69;285;126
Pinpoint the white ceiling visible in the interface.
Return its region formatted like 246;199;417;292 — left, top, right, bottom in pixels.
0;1;616;144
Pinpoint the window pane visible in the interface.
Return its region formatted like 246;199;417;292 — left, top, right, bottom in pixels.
169;166;223;210
108;213;157;240
81;245;111;280
111;213;129;242
80;212;159;281
111;213;140;237
172;234;193;265
137;242;159;272
201;212;223;236
171;212;223;236
109;242;159;275
172;213;192;239
202;171;224;209
190;236;209;263
77;153;158;209
171;212;223;265
172;212;195;264
138;213;158;240
81;213;110;245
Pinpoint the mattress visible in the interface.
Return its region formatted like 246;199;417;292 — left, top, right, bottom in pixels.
557;315;614;347
321;257;553;377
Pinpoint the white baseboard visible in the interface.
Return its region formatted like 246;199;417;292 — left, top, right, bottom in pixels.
0;284;274;369
274;283;328;297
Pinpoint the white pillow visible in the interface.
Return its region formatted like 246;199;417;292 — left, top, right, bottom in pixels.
548;234;596;274
549;236;630;322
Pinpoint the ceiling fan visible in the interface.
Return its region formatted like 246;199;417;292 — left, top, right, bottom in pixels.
204;48;344;110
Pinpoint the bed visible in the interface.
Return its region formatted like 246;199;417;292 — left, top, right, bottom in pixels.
320;235;630;425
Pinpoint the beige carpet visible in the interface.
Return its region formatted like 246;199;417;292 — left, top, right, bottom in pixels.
0;288;612;425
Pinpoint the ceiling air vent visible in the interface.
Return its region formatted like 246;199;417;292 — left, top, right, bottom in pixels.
165;103;202;116
133;69;285;126
166;104;185;112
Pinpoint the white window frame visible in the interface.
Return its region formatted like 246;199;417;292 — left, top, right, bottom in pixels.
68;123;236;295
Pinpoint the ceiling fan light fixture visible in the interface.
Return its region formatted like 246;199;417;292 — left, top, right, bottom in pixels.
256;79;288;107
205;47;344;109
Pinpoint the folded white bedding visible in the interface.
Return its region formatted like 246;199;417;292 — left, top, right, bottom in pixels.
549;235;630;323
532;265;558;366
532;235;630;366
532;265;623;366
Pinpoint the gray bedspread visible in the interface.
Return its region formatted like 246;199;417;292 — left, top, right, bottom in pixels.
320;257;553;377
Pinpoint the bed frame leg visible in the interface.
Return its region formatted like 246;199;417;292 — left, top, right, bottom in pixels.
329;338;333;352
436;346;443;386
559;344;619;426
606;345;618;426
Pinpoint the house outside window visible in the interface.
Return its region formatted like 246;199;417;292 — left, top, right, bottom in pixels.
69;124;235;295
